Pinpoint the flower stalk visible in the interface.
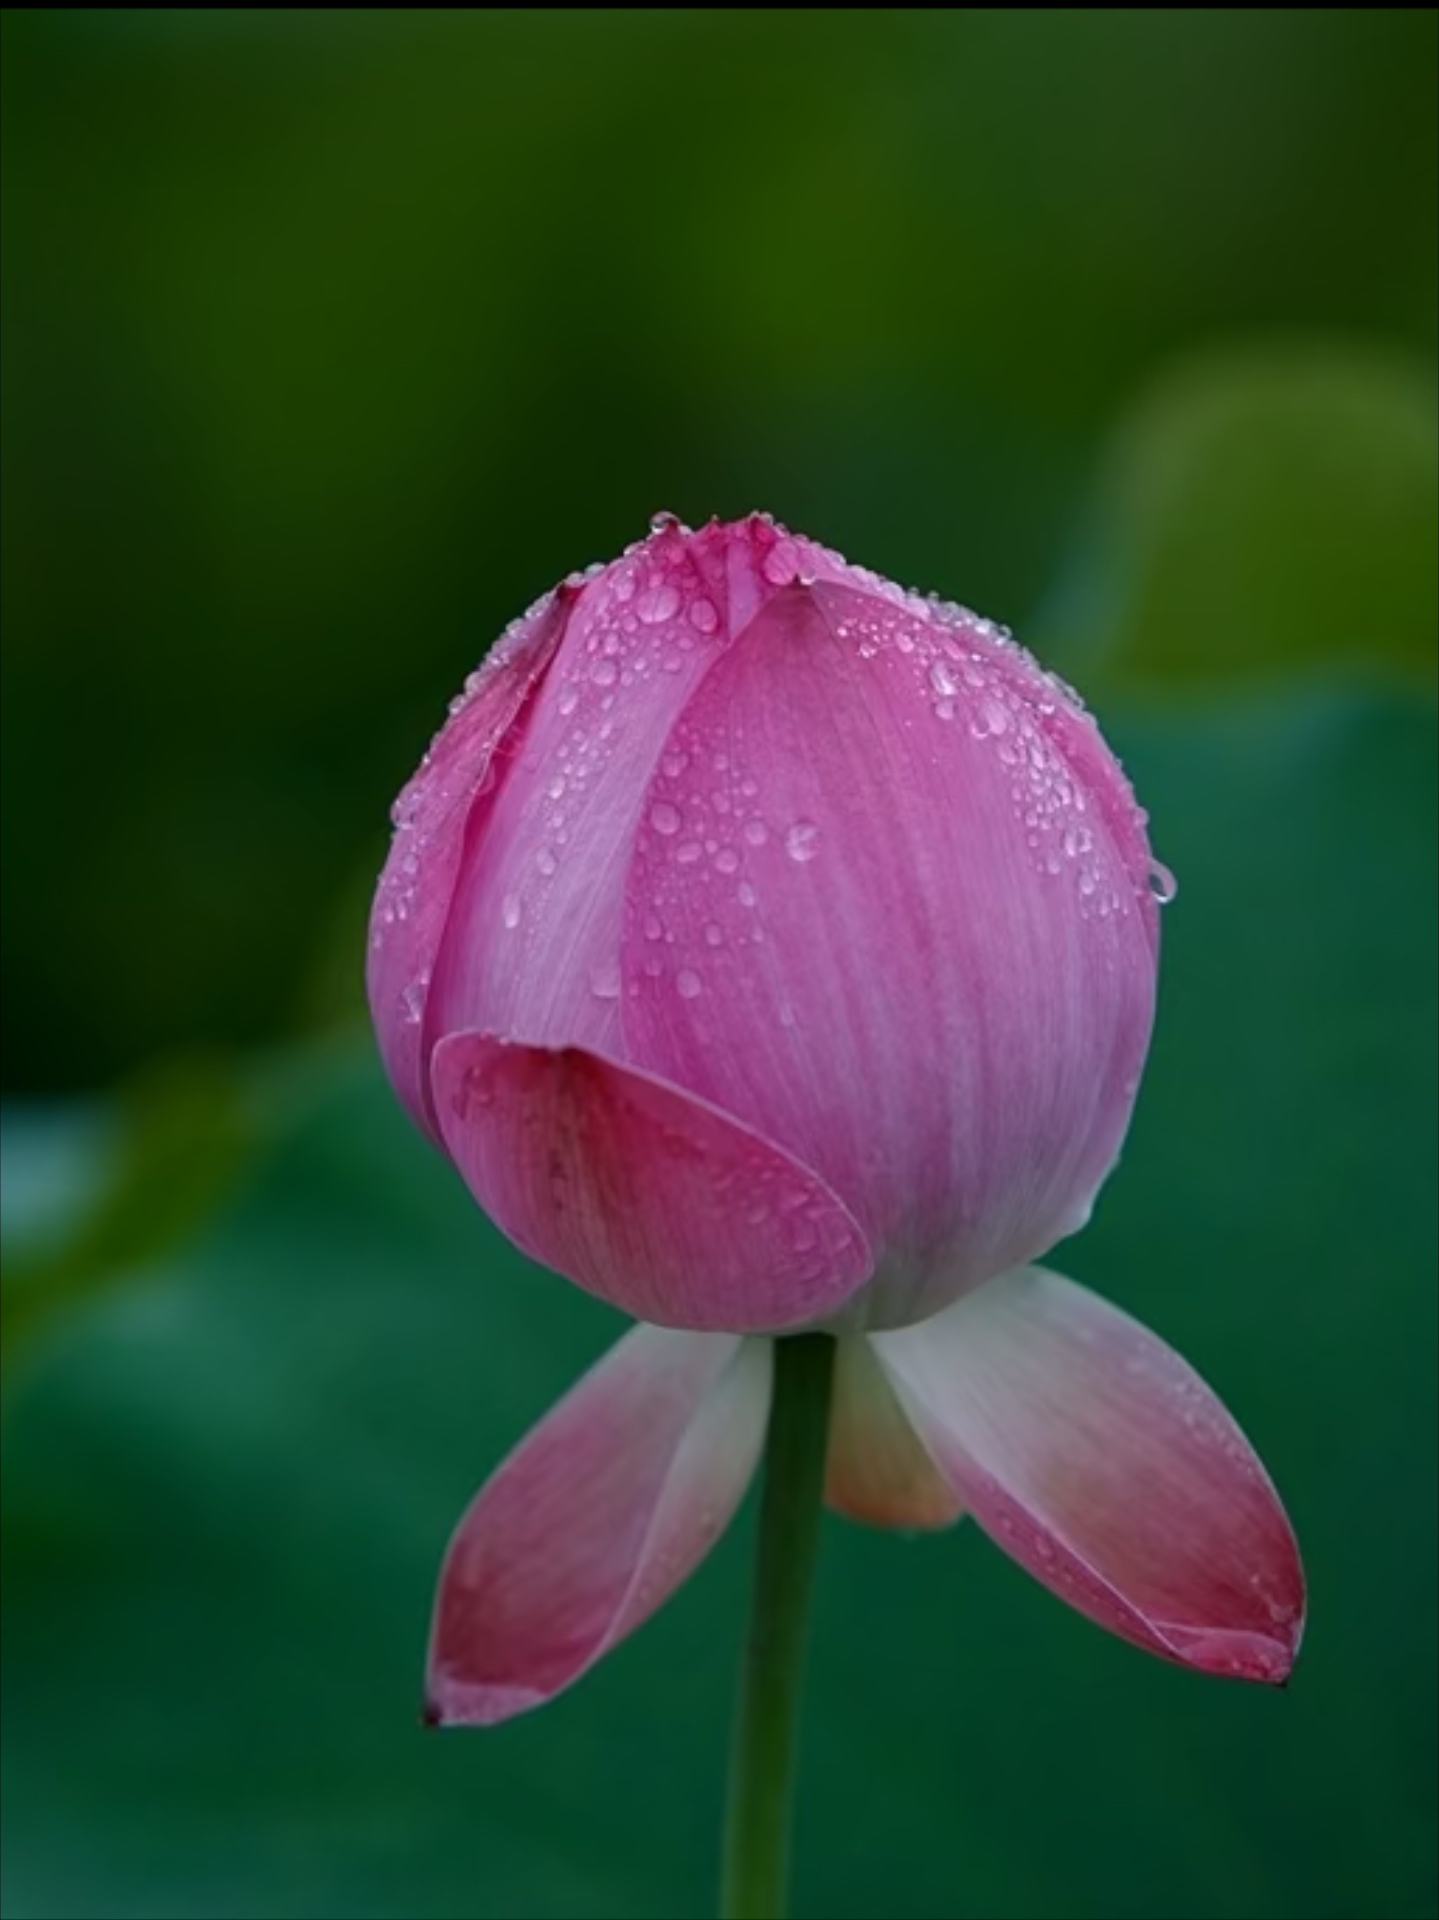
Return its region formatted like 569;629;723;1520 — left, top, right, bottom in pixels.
721;1333;835;1920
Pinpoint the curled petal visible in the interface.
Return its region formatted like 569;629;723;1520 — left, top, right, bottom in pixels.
870;1268;1305;1682
431;1032;873;1332
367;590;569;1139
427;1326;771;1726
825;1334;963;1530
428;526;742;1062
622;581;1156;1326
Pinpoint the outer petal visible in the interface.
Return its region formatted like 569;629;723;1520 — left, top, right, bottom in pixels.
429;523;764;1061
621;580;1157;1327
427;1326;771;1726
825;1334;964;1530
431;1032;873;1332
870;1268;1305;1682
367;588;570;1140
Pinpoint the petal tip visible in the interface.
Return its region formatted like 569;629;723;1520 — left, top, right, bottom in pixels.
1158;1621;1302;1687
423;1668;547;1729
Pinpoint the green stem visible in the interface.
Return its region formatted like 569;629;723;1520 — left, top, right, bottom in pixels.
720;1332;835;1920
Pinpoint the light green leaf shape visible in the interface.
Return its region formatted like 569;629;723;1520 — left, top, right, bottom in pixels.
1058;346;1438;689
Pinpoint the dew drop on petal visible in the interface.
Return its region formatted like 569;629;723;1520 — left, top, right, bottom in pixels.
785;820;821;863
1147;859;1179;904
650;801;682;836
676;968;703;1000
501;893;522;931
588;960;621;1000
689;597;720;634
636;583;682;625
743;818;768;847
590;657;618;687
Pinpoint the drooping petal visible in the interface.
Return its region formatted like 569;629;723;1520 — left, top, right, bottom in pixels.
621;580;1157;1327
427;1326;771;1726
431;1032;873;1332
870;1268;1305;1682
825;1334;963;1530
366;588;570;1139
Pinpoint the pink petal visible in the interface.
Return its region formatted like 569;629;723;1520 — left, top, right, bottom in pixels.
427;1326;771;1726
621;580;1157;1328
431;1032;873;1331
870;1268;1305;1682
427;525;749;1062
825;1335;964;1531
367;588;570;1140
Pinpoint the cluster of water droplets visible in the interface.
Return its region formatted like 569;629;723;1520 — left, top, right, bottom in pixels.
376;511;1175;1041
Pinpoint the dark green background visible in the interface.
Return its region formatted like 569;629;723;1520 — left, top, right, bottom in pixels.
2;11;1435;1919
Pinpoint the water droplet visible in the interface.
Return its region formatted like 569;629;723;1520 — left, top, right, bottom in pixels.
933;699;956;721
636;583;682;625
1147;859;1178;905
737;881;757;907
785;820;821;863
928;659;958;698
588;960;621;1000
1063;824;1092;858
743;818;768;847
400;979;426;1025
676;968;703;1000
536;847;558;877
650;802;682;836
649;510;683;534
546;774;567;800
689;597;719;634
501;893;522;931
661;750;689;778
676;840;704;865
557;683;579;717
590;657;618;687
643;912;664;941
714;847;740;874
703;922;724;948
1078;867;1097;897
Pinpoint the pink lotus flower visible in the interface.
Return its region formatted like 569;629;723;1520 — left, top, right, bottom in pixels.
368;514;1303;1727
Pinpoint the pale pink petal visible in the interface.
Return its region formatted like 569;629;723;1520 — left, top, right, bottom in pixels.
621;580;1157;1327
427;1326;771;1726
870;1268;1305;1682
431;1032;873;1331
428;526;741;1062
366;588;570;1139
825;1335;963;1530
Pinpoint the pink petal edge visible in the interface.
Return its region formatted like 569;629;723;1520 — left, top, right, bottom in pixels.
367;588;571;1140
431;1031;874;1332
871;1267;1305;1682
427;1325;772;1726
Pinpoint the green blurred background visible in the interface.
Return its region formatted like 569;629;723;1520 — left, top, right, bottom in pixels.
2;9;1435;1918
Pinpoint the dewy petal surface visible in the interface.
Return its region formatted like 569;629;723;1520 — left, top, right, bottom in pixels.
427;1326;771;1726
870;1268;1305;1682
431;1032;873;1331
367;587;570;1140
622;580;1157;1326
426;526;741;1062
